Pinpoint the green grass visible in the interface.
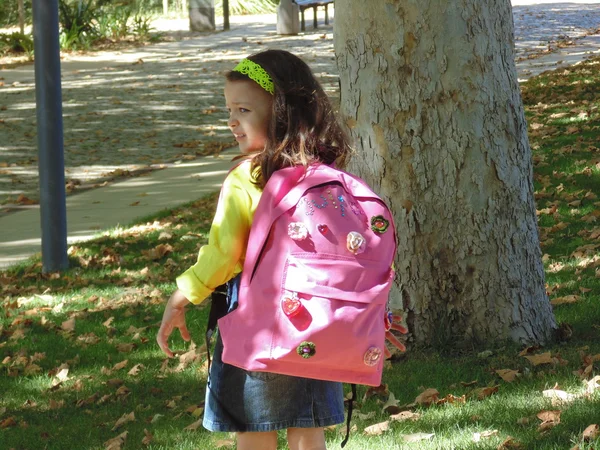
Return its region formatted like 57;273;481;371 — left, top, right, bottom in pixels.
2;60;600;449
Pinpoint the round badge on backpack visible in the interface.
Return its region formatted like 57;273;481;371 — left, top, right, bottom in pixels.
370;215;389;233
288;222;308;240
297;341;316;359
346;231;366;254
363;347;382;366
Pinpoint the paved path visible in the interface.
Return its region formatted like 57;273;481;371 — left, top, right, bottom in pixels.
1;3;599;269
513;1;600;78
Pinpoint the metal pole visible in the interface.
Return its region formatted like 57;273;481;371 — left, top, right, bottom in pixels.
223;0;229;30
32;0;68;273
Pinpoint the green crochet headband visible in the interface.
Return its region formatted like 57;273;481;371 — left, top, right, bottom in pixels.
232;59;275;95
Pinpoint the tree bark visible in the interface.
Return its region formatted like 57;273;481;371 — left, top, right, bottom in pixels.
334;0;556;346
163;0;169;16
18;0;25;34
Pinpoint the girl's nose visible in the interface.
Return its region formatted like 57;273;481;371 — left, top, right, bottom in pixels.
227;115;238;128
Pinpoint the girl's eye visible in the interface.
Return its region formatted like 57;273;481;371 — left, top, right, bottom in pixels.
239;108;249;113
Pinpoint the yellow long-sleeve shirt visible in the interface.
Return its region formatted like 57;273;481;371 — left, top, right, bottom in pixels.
176;160;262;304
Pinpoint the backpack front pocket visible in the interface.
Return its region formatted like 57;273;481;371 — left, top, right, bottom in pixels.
268;254;393;383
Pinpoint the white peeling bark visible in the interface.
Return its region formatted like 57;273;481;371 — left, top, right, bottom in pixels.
334;0;556;346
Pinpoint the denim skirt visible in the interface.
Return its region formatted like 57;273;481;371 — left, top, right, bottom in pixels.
202;276;345;432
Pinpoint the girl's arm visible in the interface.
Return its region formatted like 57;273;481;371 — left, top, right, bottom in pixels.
176;163;255;304
157;289;191;358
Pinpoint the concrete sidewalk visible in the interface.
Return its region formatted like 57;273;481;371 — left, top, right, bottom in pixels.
0;149;238;268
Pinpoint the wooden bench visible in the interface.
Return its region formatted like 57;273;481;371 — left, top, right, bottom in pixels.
293;0;334;31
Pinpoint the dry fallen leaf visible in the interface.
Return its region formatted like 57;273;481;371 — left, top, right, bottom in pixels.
104;431;128;450
54;367;70;383
518;346;539;356
16;194;38;205
403;432;434;442
363;421;389;435
49;399;64;410
363;384;388;401
390;411;421;422
141;428;153;445
415;388;439;406
128;364;144;376
436;393;466;405
523;352;553;366
496;369;520;382
116;343;135;353
61;318;76;332
537;410;561;423
551;295;580;306
537;409;561;432
112;411;135;431
471;385;499;400
542;388;577;404
582;424;599;441
184;418;203;431
112;360;128;371
215;439;235;448
498;436;525;449
586;375;600;394
143;244;173;261
473;429;498;442
0;417;17;428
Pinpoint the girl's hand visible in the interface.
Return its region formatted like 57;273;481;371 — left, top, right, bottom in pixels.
385;314;408;358
157;289;192;358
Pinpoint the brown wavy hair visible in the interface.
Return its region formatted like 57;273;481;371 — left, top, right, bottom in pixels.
226;49;352;188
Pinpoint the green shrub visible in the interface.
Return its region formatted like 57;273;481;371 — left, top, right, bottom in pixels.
58;0;98;35
96;6;132;39
0;31;34;56
131;13;155;40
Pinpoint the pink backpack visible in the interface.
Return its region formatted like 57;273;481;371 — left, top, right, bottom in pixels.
218;163;396;387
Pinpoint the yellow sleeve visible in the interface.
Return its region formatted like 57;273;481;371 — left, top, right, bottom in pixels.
176;162;258;305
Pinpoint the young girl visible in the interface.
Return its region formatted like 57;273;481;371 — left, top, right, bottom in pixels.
157;49;353;450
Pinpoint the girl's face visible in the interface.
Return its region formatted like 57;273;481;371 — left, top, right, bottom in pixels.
224;79;273;154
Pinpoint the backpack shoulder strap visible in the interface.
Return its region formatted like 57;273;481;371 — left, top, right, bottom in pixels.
240;164;306;287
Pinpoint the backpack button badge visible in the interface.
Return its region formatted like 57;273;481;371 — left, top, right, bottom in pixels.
370;215;390;233
288;222;308;240
282;295;302;317
297;341;316;359
347;231;366;254
363;347;382;366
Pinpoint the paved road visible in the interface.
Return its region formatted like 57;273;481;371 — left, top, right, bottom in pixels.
1;4;599;269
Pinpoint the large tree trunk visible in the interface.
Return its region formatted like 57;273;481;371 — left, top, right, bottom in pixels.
334;0;556;346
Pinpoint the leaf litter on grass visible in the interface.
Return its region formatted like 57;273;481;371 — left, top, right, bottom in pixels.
3;59;600;449
344;59;600;449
